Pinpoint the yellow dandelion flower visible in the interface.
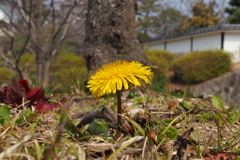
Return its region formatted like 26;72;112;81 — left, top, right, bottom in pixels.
87;60;153;98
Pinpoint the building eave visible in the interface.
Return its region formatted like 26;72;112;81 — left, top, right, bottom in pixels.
142;24;240;45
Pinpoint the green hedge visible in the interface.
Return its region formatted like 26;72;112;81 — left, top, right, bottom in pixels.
51;53;88;92
145;49;175;91
171;49;232;84
0;67;14;85
145;49;175;75
19;53;36;80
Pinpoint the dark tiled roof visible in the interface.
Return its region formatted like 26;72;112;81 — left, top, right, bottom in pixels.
142;24;240;43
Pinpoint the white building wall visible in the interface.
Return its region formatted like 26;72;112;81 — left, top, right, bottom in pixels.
145;31;240;63
224;33;240;63
166;38;191;53
193;34;221;51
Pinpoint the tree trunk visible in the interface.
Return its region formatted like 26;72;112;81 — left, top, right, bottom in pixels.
36;51;52;88
36;52;44;88
82;0;151;76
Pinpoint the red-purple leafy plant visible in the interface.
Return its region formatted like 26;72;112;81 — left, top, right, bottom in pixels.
0;79;61;112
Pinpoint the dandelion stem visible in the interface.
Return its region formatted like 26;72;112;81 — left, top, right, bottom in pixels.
116;90;122;139
117;90;122;127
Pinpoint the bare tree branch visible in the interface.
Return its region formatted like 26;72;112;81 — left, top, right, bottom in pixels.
52;0;78;41
0;48;16;68
17;0;35;29
15;1;32;64
0;0;87;86
50;0;56;35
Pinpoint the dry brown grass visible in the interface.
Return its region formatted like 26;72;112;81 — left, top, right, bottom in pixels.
0;89;239;159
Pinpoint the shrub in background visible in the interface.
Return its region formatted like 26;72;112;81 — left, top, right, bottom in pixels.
51;53;88;93
146;50;175;74
0;67;14;85
19;53;36;82
0;53;36;86
145;50;175;92
171;49;232;84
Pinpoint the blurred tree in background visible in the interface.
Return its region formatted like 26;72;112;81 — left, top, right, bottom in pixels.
225;0;240;23
136;0;161;40
152;7;183;35
136;0;184;41
180;1;220;31
0;0;87;88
